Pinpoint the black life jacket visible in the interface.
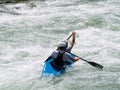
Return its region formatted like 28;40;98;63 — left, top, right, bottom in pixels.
53;51;65;67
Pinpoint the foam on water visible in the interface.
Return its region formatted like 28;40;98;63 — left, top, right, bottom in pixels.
0;0;120;90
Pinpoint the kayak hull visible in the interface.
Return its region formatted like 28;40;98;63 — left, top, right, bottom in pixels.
41;53;76;77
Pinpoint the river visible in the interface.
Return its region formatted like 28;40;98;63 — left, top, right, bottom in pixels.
0;0;120;90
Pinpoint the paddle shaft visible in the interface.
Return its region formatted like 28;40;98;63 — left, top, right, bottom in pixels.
67;34;73;41
80;58;89;62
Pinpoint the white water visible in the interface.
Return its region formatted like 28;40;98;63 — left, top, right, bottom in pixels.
0;0;120;90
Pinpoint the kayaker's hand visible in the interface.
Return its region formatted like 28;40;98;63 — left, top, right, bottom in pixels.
74;56;80;61
72;31;76;35
77;56;81;60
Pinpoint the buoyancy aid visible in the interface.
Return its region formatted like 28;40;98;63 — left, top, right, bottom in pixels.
51;51;65;70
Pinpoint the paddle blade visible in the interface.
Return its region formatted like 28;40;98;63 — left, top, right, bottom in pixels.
80;58;103;70
87;61;103;69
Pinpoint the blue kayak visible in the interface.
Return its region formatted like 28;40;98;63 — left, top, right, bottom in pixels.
41;53;77;77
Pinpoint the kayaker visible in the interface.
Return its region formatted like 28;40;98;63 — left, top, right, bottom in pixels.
59;31;76;53
50;41;80;70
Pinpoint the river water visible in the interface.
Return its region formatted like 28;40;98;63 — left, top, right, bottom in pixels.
0;0;120;90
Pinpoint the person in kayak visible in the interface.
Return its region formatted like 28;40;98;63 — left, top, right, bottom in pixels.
50;41;80;71
59;31;76;53
44;31;76;63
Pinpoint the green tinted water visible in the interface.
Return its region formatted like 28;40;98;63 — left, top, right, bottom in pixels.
0;0;120;90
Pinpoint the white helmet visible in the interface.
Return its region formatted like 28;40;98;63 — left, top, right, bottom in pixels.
62;40;68;45
58;41;66;48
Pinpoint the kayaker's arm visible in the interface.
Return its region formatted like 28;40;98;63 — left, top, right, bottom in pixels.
70;32;76;48
70;56;81;62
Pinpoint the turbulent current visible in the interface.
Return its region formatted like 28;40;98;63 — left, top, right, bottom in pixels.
0;0;120;90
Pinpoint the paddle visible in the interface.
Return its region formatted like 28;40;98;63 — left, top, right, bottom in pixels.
80;57;103;70
67;33;103;69
70;53;103;69
66;34;73;41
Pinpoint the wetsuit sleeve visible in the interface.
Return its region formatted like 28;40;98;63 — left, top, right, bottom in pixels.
63;52;74;61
